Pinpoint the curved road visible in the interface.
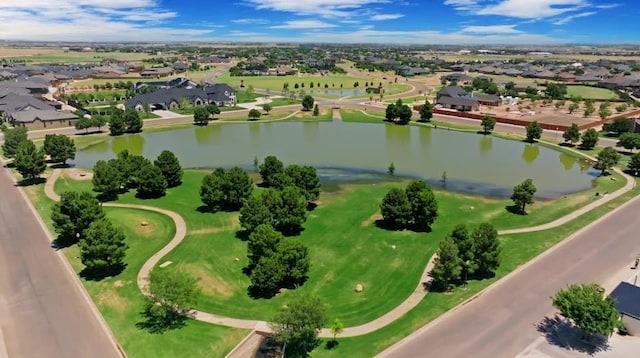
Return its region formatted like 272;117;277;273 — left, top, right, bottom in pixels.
379;192;640;358
0;166;122;358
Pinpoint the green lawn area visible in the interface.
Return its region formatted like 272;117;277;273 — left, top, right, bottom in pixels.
236;90;263;103
340;109;386;123
21;182;248;357
6;50;154;64
566;85;619;100
217;73;368;92
265;98;301;107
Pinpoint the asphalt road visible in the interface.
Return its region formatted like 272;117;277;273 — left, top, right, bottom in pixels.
0;166;121;358
379;195;640;358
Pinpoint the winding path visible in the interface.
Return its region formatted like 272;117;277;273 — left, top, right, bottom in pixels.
42;160;635;336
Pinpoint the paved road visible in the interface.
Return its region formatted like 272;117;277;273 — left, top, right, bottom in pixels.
379;195;640;358
0;166;122;358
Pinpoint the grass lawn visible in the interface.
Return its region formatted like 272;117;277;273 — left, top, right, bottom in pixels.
21;181;248;357
566;85;619;101
236;90;264;103
340;109;386;123
217;73;368;92
5;50;154;64
265;98;301;107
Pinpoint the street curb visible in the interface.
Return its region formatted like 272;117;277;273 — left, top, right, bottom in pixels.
0;164;126;358
378;184;640;358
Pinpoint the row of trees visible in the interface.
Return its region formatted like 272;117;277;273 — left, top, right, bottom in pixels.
385;99;413;124
51;191;127;277
109;108;144;136
2;129;77;179
193;103;221;125
379;180;438;231
431;223;501;290
93;150;182;199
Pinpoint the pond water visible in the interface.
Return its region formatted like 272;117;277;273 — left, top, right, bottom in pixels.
74;121;597;198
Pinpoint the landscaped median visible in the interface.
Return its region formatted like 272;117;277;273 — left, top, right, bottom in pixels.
34;158;633;357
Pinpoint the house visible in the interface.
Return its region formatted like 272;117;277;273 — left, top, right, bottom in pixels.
125;88;209;111
173;62;188;73
608;282;640;336
436;86;479;112
134;77;197;92
557;72;577;82
204;83;237;106
8;109;78;129
397;65;428;77
440;73;472;84
140;67;175;78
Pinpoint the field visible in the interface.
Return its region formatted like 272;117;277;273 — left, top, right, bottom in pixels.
0;47;154;63
566;85;620;100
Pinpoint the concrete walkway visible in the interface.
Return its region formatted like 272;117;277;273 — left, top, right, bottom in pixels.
42;162;636;337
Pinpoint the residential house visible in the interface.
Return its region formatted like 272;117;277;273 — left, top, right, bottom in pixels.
134;77;197;92
9;109;78;129
125;88;208;111
140;67;175;78
397;65;428;77
436;86;500;112
204;83;237;106
608;282;640;336
440;73;472;84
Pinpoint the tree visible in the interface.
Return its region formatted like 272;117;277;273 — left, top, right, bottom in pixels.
200;167;253;211
388;161;395;175
380;188;412;229
511;179;537;214
545;83;567;99
154;150;183;187
247;224;283;267
109;112;126;136
396;104;413;124
330;318;344;343
594;147;620;176
419;102;433;122
584;104;596;117
471;223;500;278
193;106;210;125
51;191;105;243
431;236;462;291
206;103;220;117
302;95;315;111
617;132;640;152
74;117;94;133
43;134;76;165
124;109;143;133
525;121;542;142
1;127;28;158
259;155;284;187
92;115;107;130
146;269;202;323
285;165;321;202
616;103;628;113
603;118;634;135
562;123;581;145
136;164;168;198
581;128;599;149
480;115;496;134
262;103;273;114
14;140;46;180
449;224;477;279
239;196;273;234
568;102;580;114
92;159;123;199
275;186;308;234
250;254;285;295
599;108;612;120
79;219;128;277
313;104;319;117
552;283;622;337
275;238;310;286
119;152;151;188
405;180;438;230
270;293;327;357
555;100;566;110
248;108;262;121
629;152;640;176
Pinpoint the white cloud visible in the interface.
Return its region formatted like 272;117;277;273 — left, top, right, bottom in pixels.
242;0;391;17
271;20;338;29
460;25;522;34
0;0;211;41
371;13;404;20
232;18;271;25
476;0;587;19
444;0;480;11
551;11;596;25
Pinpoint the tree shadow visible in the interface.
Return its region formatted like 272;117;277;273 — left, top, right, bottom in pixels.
306;202;318;211
279;225;305;237
135;191;166;200
16;177;46;187
477;130;490;135
96;191;121;203
374;219;404;231
536;315;611;356
325;340;339;350
79;263;126;281
235;229;250;241
52;235;78;250
408;224;433;233
196;204;240;214
247;284;279;299
558;142;576;148
76;130;104;136
505;205;527;216
48;162;72;168
135;306;188;334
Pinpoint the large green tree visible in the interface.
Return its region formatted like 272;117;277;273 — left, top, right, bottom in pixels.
92;159;123;199
603;118;633;135
302;95;315;111
109;111;126;136
552;283;622;337
628;152;640;176
124;108;143;133
471;223;501;278
259;155;285;187
1;127;28;158
43;134;76;165
248;108;262;121
146;269;202;324
193;107;210;125
405;180;438;230
270;293;327;357
51;191;105;243
380;187;412;229
79;219;128;277
154;150;183;187
511;178;537;214
594;147;621;176
239;196;274;234
136;164;168;198
247;224;283;268
14;140;46;180
449;224;477;279
525;121;543;142
481;115;496;134
430;236;462;291
275;186;308;234
562;123;581;145
419;102;433;122
285;164;321;202
616;132;640;153
200;167;253;211
580;128;599;149
276;238;311;287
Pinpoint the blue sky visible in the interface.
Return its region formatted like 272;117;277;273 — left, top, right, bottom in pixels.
0;1;635;44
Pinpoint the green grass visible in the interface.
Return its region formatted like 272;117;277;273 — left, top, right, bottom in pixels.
4;50;154;64
340;109;386;123
310;180;640;357
236;90;263;103
21;182;248;357
217;73;368;92
566;85;619;101
265;98;301;107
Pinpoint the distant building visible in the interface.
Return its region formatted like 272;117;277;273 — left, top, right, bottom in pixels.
436;86;500;112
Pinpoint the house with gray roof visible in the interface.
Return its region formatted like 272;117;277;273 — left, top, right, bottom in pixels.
125;88;209;111
8;109;78;129
204;83;237;106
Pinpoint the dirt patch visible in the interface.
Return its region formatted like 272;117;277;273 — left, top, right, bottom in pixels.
183;264;234;298
126;214;157;237
65;168;93;181
361;213;382;227
97;288;128;314
113;280;125;287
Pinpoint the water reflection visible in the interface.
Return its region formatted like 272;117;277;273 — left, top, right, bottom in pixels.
559;153;576;170
522;143;540;164
480;136;493;156
194;125;221;145
112;134;145;156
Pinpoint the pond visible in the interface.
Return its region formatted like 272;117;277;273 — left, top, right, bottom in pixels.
74;121;597;198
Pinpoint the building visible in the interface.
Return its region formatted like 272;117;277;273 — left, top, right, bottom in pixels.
140;67;175;78
125;88;208;111
8;109;78;129
609;282;640;335
436;86;499;111
203;83;237;106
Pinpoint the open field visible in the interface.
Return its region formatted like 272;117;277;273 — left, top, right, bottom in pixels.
566;85;620;100
0;47;155;63
425;53;640;63
21;182;248;358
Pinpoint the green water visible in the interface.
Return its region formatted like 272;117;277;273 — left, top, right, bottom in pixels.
75;121;596;198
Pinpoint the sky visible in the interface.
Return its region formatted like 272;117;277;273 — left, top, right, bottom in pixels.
0;0;636;45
